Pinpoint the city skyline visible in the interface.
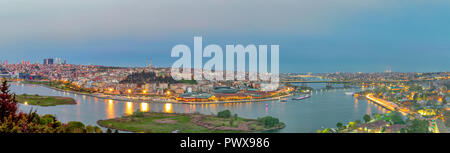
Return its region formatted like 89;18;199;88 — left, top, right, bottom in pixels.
1;0;449;73
0;55;447;74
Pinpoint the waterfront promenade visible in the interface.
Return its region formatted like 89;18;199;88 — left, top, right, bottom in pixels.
365;94;413;116
18;81;293;105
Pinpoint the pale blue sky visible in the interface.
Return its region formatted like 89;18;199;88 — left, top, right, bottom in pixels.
0;0;449;73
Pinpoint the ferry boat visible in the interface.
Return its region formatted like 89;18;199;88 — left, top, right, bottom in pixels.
292;95;310;100
345;92;354;96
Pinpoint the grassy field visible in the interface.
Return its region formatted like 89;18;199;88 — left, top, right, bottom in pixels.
15;94;77;106
97;112;285;133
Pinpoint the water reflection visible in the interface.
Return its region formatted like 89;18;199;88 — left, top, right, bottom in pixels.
11;83;387;133
366;100;372;115
77;99;81;121
125;102;133;115
164;103;173;113
265;104;269;113
140;102;149;112
107;99;115;118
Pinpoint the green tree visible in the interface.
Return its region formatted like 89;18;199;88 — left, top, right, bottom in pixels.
374;113;382;120
390;111;405;124
258;116;280;128
85;125;95;133
94;126;103;133
400;128;407;133
406;119;429;133
348;122;356;129
67;121;85;133
39;116;54;125
336;122;343;130
321;128;332;133
217;110;231;118
363;114;371;123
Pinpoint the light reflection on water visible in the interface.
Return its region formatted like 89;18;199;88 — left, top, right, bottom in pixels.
164;103;173;113
366;101;372;116
107;99;115;118
140;102;149;112
125;102;133;115
11;83;387;133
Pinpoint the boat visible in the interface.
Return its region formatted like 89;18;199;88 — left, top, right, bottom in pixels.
280;98;288;102
292;95;310;100
345;92;354;96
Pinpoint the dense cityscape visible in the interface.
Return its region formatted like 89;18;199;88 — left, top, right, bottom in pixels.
0;58;448;133
0;58;292;103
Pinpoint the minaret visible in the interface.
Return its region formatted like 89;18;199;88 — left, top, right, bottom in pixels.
148;58;152;69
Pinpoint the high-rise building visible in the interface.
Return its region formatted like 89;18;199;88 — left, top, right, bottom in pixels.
51;58;65;65
55;58;62;65
43;58;54;65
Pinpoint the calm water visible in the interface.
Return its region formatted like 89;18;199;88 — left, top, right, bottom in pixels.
11;83;387;133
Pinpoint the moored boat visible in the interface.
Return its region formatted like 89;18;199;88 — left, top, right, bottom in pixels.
345;92;354;96
292;95;310;100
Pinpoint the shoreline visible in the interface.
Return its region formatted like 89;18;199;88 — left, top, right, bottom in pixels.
16;81;293;104
15;94;77;106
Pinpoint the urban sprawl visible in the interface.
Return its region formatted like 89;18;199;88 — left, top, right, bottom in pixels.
1;58;449;133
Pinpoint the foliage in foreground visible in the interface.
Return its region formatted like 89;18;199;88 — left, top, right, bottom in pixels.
0;79;104;133
318;111;430;133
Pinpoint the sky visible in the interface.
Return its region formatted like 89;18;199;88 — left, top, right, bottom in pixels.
0;0;449;73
